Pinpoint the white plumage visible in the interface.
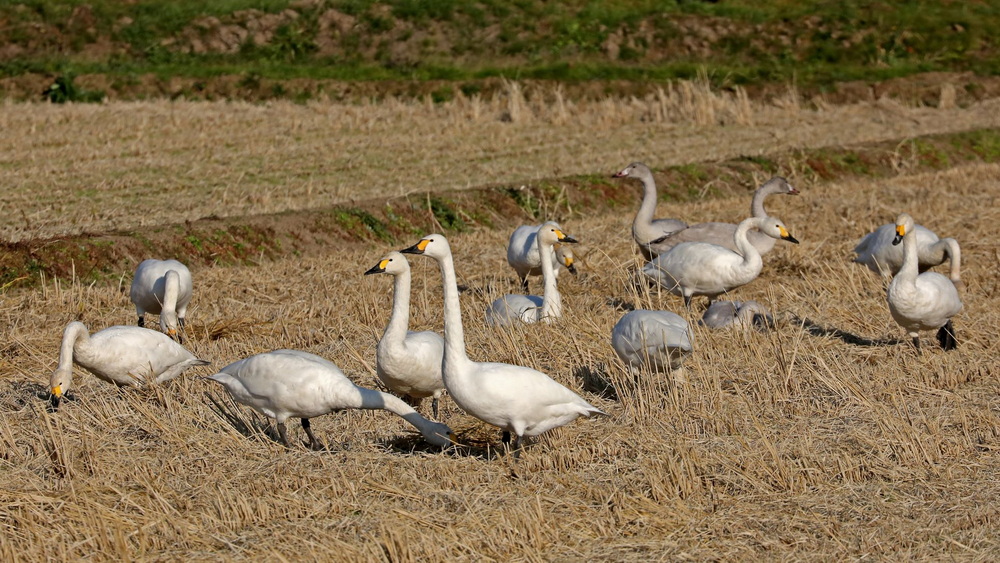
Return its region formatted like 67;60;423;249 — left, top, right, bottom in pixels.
642;216;799;309
886;213;963;352
700;300;774;330
49;321;210;409
130;259;193;341
506;223;577;291
365;251;446;418
402;233;604;453
488;222;579;326
854;221;961;285
207;349;453;449
611;310;693;372
613;162;687;261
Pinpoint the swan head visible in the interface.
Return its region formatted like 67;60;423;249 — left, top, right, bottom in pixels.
400;234;451;259
761;176;799;195
612;162;651;179
537;222;579;246
420;421;454;448
364;251;410;276
556;245;577;274
159;311;181;342
892;213;915;246
756;217;799;244
49;367;73;411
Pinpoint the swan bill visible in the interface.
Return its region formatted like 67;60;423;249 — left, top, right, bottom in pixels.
401;239;430;255
778;226;799;244
555;230;578;244
364;259;390;275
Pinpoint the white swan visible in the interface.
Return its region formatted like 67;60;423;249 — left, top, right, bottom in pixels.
649;177;799;256
401;233;604;453
49;321;210;410
642;216;799;309
613;162;687;260
886;213;963;352
854;222;961;285
489;222;579;326
506;223;577;291
365;251;446;418
611;310;693;372
700;300;774;330
130;259;193;342
207;349;453;449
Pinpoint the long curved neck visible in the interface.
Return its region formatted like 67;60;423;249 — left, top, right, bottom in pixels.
162;270;180;315
435;251;472;371
383;268;412;342
733;219;764;271
634;174;658;232
538;240;561;321
353;384;437;434
750;186;773;217
57;322;88;372
933;238;962;283
898;227;920;283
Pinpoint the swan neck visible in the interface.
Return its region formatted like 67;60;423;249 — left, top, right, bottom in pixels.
162;270;180;314
750;187;770;218
734;219;763;268
538;240;561;320
898;227;920;281
383;268;412;342
634;174;658;228
937;238;962;282
358;385;415;414
436;250;471;369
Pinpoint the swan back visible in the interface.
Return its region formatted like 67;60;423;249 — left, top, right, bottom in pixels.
130;259;193;337
611;310;693;371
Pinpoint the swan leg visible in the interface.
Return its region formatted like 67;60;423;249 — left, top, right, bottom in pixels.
513;435;524;459
501;430;511;444
276;421;291;447
431;397;439;420
179;316;186;328
520;276;529;293
937;321;958;351
137;316;145;328
911;336;921;354
682;294;692;310
302;418;322;450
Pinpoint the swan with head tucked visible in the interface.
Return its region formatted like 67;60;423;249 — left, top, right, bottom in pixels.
649;177;799;256
613;162;687;261
854;221;961;286
49;321;210;410
642;216;799;309
700;300;775;330
365;251;446;418
506;223;578;291
886;213;963;352
401;233;604;453
489;222;579;326
130;259;193;342
611;310;693;373
206;349;453;449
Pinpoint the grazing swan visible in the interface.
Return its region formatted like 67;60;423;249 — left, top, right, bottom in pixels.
401;234;604;453
611;310;693;372
506;223;578;291
613;162;687;260
853;222;962;285
886;213;963;352
49;321;210;410
207;349;453;449
365;251;446;418
649;177;800;256
700;300;774;330
489;222;579;326
642;216;799;309
130;259;193;342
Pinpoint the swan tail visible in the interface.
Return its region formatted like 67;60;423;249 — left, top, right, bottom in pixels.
936;321;958;351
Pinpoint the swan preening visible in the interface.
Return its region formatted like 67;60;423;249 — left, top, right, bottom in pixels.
700;300;774;330
130;259;193;342
642;216;799;309
613;162;687;261
506;223;578;291
488;222;579;326
49;321;210;410
207;349;453;449
365;251;447;418
886;213;963;352
611;310;693;372
854;222;962;285
402;233;604;453
649;177;799;256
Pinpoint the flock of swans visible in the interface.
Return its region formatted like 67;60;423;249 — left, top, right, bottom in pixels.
44;161;965;455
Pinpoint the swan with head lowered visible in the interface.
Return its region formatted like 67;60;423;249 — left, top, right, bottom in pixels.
207;349;453;449
853;221;961;286
49;321;210;410
506;222;578;292
649;177;799;256
642;216;799;309
401;233;604;454
613;162;687;261
886;213;963;352
489;222;579;326
611;310;693;373
130;259;193;342
365;251;446;418
700;300;775;330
